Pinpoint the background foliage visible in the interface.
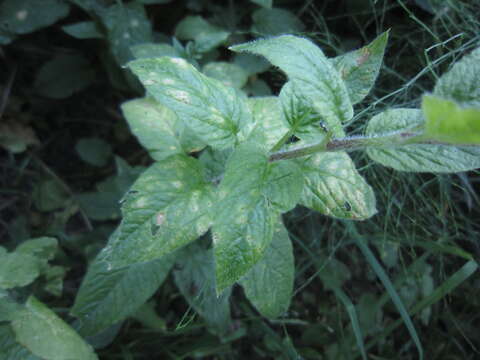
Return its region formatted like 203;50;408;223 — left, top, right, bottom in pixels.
1;0;479;359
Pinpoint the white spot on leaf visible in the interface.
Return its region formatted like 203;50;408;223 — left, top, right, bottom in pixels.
156;212;165;225
162;78;175;85
172;181;183;189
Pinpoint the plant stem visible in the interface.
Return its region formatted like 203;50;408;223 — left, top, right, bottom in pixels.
270;129;294;152
268;131;477;162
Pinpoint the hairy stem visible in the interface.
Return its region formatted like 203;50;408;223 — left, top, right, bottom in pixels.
268;131;476;162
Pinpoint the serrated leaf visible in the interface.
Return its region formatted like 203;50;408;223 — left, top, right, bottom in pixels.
433;47;480;107
105;155;215;269
298;152;377;220
128;57;254;149
131;43;181;59
173;243;231;334
0;247;40;289
366;108;480;172
121;98;205;161
12;296;98;360
203;62;248;89
174;16;229;53
251;8;304;37
239;219;294;318
71;229;174;336
247;96;290;150
62;21;104;39
280;81;344;139
0;0;69;35
331;31;389;104
230;35;353;128
423;95;480;145
102;2;152;65
0;325;42;360
212;144;302;291
265;160;303;212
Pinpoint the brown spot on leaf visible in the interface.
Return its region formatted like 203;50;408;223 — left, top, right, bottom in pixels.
357;48;371;66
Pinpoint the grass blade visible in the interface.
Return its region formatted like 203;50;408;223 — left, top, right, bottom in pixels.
346;222;424;360
364;260;478;356
333;287;368;360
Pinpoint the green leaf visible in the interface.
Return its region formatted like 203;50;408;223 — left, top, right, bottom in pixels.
422;95;480;145
251;8;305;37
174;16;229;53
43;265;67;297
250;0;272;8
233;53;270;76
298;152;376;220
280;81;344;139
366;108;480;172
34;53;95;99
433;47;480;108
0;325;42;360
0;247;40;289
77;157;144;220
203;62;249;89
76;137;112;167
71;229;175;336
247;96;290;150
199;147;231;181
121;98;205;161
239;219;294;318
16;237;57;272
0;290;23;321
244;79;272;97
131;43;181;59
105;155;215;269
132;301;166;331
212;144;302;291
62;21;104;39
32;179;69;212
317;256;351;290
230;35;353;127
102;2;152;65
0;0;69;35
173;243;232;334
11;296;98;360
331;31;389;104
128;57;254;149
